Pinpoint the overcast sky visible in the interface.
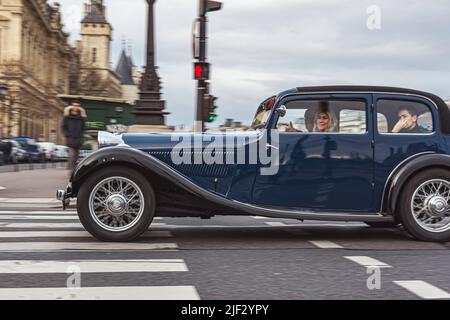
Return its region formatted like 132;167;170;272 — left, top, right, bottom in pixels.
55;0;450;128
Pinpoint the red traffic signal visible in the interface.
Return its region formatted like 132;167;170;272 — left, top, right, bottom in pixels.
194;62;210;80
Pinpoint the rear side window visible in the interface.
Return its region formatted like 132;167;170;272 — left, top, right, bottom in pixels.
377;99;433;134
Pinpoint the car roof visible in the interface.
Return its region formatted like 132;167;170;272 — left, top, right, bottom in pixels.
289;85;450;134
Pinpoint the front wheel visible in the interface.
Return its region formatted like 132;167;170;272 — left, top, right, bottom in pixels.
398;168;450;242
77;166;155;241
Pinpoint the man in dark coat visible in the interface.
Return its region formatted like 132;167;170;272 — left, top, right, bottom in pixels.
62;101;86;171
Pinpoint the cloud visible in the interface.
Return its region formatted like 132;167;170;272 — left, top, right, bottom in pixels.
56;0;450;126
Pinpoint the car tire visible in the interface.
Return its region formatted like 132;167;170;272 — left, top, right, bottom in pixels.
77;165;155;242
398;168;450;242
364;221;399;228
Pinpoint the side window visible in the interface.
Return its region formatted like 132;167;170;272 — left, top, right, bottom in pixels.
278;99;367;134
377;113;389;133
339;110;366;133
377;99;434;134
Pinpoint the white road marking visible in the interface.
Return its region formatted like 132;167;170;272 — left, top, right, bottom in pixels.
252;216;269;220
0;286;200;300
344;256;392;268
0;259;188;273
0;211;77;214
0;198;59;203
265;222;288;227
0;230;173;238
394;281;450;299
0;222;166;228
0;211;162;220
309;240;343;249
0;186;6;191
0;215;79;220
0;242;178;252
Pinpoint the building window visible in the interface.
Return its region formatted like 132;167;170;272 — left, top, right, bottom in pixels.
92;48;97;63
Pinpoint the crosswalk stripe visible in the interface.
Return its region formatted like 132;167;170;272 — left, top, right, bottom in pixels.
0;198;58;203
0;222;166;228
394;280;450;299
0;286;200;300
309;240;343;249
252;216;269;220
0;242;178;252
0;211;77;214
0;230;173;238
0;215;79;220
0;259;188;273
344;256;392;268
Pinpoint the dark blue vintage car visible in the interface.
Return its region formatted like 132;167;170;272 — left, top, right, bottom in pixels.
58;86;450;242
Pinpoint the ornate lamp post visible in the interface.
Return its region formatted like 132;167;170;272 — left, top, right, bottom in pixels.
133;0;169;127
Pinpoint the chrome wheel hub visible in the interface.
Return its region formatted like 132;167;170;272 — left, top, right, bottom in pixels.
88;176;145;232
411;179;450;233
106;194;127;216
426;196;447;216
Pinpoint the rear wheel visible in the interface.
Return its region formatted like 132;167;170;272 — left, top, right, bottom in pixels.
398;168;450;242
77;166;155;241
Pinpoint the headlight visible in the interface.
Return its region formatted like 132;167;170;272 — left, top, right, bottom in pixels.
98;131;125;147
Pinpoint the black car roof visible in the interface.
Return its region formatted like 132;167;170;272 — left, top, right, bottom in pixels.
294;85;450;134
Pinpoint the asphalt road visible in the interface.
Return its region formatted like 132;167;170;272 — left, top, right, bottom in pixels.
0;208;449;300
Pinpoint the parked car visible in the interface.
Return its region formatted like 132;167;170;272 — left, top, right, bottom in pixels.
37;142;57;161
58;86;450;242
0;140;6;165
53;145;69;161
13;138;45;163
10;140;28;163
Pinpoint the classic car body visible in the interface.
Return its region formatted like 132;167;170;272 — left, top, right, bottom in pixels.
58;86;450;242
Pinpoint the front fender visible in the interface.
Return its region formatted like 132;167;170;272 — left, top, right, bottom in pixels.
385;153;450;214
70;146;198;197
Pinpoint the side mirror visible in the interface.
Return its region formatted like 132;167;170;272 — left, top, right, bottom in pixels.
276;105;287;117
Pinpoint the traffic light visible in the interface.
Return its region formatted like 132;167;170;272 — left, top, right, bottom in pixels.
202;0;223;14
202;94;218;123
194;62;210;80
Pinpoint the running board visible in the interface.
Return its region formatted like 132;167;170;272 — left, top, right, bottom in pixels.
233;201;393;222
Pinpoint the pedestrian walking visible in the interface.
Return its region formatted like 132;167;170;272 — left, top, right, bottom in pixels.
62;101;86;172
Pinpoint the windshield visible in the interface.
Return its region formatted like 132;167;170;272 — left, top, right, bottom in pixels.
250;96;276;130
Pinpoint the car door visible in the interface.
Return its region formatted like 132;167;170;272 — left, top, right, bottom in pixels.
373;94;445;212
252;93;375;211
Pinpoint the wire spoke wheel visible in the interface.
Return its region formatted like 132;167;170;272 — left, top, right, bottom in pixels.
88;176;145;232
411;179;450;233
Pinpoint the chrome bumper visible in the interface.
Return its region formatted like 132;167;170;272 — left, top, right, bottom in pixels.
56;183;72;210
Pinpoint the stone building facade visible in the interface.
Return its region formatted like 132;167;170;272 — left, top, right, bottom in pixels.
0;0;76;143
75;0;122;98
0;0;127;142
